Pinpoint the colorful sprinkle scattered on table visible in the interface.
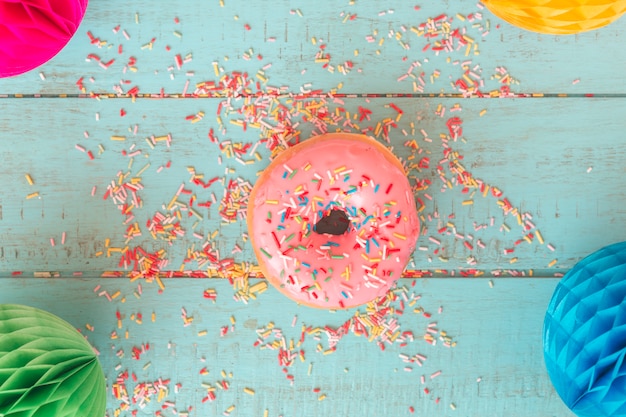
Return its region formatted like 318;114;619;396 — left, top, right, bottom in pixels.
2;0;604;415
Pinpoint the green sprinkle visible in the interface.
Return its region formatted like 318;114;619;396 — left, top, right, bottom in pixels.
260;247;272;258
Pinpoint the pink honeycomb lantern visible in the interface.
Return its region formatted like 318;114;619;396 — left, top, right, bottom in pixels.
0;0;88;78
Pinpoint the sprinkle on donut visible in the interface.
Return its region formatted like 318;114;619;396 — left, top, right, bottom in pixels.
248;133;420;309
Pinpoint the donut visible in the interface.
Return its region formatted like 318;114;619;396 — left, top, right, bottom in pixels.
247;133;420;309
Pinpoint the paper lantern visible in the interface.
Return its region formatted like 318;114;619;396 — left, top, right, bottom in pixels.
0;304;106;417
482;0;626;35
0;0;88;78
543;241;626;417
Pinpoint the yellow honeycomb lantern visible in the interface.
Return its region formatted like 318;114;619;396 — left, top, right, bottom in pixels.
482;0;626;34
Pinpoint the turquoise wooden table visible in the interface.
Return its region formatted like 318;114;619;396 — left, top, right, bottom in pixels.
2;1;626;416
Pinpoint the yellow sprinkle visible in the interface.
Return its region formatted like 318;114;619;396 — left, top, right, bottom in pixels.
136;163;150;177
243;387;255;395
155;276;165;291
462;200;474;205
392;232;407;240
265;200;278;205
25;174;34;185
479;109;487;117
110;135;126;141
249;281;268;294
26;192;39;199
318;394;327;401
536;230;545;244
548;259;558;268
151;312;156;322
111;290;121;299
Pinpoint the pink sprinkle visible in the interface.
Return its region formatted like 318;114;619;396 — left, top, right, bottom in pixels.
50;238;55;247
62;232;66;245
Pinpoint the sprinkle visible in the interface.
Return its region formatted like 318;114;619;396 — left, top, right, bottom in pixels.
243;387;255;395
25;174;34;185
535;230;544;244
26;192;39;199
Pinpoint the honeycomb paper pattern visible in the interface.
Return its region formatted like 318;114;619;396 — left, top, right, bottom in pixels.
544;241;626;417
483;0;626;34
0;0;88;77
0;304;106;417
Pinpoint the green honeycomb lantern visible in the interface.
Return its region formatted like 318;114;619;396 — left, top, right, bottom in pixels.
0;304;106;417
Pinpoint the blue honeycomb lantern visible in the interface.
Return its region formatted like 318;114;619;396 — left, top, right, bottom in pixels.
544;241;626;417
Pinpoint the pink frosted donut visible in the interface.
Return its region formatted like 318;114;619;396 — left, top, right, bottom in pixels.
248;133;420;309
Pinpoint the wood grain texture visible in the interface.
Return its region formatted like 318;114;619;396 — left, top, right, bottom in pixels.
0;277;574;417
0;97;622;275
0;0;625;96
0;0;623;415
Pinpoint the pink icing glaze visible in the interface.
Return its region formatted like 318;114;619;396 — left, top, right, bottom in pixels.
248;133;419;309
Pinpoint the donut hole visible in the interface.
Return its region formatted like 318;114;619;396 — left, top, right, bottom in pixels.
313;208;350;236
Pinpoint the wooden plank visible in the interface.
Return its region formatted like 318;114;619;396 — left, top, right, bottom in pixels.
0;276;575;416
0;97;623;275
0;0;625;96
